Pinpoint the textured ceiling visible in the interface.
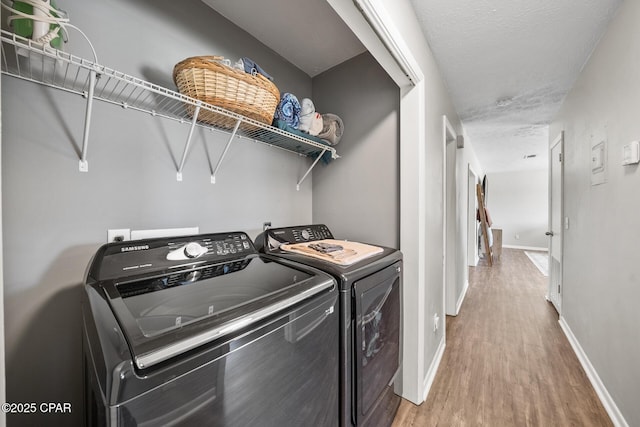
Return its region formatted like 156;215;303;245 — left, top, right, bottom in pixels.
201;0;366;77
410;0;623;173
204;0;623;173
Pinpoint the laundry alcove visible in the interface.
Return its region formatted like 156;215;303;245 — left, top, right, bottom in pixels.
1;1;400;426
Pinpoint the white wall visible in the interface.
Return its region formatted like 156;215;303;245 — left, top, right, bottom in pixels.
2;1;315;425
550;1;640;425
487;169;548;249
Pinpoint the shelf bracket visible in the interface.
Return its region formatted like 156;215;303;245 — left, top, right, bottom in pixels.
176;104;202;181
211;119;241;184
79;69;97;172
296;149;326;191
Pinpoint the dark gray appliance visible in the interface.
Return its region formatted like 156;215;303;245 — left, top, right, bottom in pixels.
82;231;339;426
254;224;402;427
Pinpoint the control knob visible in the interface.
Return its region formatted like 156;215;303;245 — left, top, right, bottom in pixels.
184;242;207;258
301;229;311;240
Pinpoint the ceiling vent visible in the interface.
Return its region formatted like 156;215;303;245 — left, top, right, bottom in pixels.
496;97;514;107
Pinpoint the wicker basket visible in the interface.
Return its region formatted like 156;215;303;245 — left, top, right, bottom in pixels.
173;56;280;128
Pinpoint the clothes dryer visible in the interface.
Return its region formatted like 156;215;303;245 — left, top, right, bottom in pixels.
255;224;402;427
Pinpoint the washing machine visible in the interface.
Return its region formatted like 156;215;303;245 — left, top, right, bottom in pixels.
254;224;402;427
82;231;340;426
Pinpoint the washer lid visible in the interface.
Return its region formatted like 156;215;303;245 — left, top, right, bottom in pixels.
86;232;335;370
102;256;334;370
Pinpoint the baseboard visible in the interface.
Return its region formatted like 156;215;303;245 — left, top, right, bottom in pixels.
422;336;446;402
559;317;628;427
455;280;469;314
503;244;548;251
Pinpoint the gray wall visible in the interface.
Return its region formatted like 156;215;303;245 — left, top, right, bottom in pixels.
311;53;399;248
550;1;640;424
2;1;315;425
487;169;548;249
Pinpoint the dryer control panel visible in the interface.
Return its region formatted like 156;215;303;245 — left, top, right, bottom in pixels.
257;224;334;252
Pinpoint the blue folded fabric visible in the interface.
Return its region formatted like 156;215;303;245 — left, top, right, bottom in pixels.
273;93;301;129
242;57;273;81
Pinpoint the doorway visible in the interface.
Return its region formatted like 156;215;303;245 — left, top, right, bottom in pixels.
444;116;458;316
547;132;563;314
467;166;479;267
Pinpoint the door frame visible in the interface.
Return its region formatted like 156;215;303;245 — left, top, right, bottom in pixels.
547;131;564;314
467;165;479;267
443;116;457;317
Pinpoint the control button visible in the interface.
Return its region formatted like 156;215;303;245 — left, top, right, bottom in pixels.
184;242;207;258
301;230;310;240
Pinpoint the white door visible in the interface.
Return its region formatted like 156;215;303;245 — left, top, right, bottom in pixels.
547;132;563;314
444;117;458;316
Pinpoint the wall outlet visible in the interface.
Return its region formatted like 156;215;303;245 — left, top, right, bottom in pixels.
622;141;640;165
433;313;440;333
515;233;520;240
107;228;131;242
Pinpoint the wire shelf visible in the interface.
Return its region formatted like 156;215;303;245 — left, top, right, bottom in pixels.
0;30;337;186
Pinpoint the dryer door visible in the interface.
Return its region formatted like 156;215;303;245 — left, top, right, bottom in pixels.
353;261;401;425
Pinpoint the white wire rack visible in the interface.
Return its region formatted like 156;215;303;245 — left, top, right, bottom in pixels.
0;29;338;188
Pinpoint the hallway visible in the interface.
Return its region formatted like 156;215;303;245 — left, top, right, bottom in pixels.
392;249;612;426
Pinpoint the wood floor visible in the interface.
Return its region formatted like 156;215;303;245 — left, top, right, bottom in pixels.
392;249;612;427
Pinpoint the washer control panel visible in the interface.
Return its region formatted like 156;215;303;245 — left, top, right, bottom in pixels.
260;224;334;252
167;241;208;261
166;233;253;261
90;232;256;280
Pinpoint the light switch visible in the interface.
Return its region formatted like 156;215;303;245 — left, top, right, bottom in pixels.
592;141;605;172
591;139;607;186
622;141;640;165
